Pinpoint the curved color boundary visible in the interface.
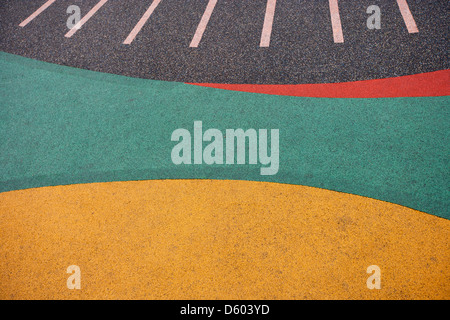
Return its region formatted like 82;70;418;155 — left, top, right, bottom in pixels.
1;51;449;219
187;70;450;98
1;180;449;300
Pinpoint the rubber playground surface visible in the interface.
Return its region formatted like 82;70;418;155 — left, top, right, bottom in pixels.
0;0;449;300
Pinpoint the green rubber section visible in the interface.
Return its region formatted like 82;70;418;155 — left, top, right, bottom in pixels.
0;52;448;219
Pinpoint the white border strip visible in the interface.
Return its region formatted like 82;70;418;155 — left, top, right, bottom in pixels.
260;0;277;47
396;0;419;33
190;0;218;48
19;0;57;27
123;0;162;45
329;0;344;43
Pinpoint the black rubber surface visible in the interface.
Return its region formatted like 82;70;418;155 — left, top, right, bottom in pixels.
0;0;448;83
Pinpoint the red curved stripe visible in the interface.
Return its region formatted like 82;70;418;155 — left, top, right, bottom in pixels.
187;70;449;98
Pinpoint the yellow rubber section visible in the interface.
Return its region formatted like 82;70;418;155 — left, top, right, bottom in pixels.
1;180;449;300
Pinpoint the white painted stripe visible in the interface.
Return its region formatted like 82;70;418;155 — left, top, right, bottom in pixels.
65;0;109;38
190;0;217;48
123;0;162;45
329;0;344;43
396;0;419;33
260;0;277;47
19;0;57;27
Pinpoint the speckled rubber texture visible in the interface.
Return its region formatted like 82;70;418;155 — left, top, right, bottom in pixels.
1;180;449;300
0;0;448;83
0;52;449;219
